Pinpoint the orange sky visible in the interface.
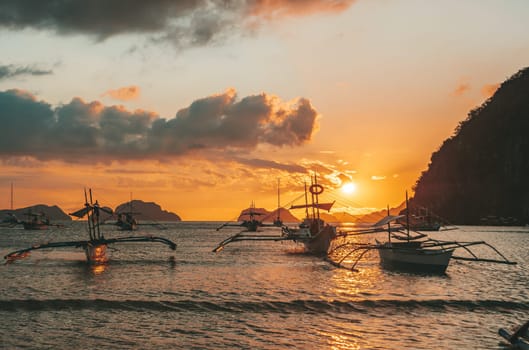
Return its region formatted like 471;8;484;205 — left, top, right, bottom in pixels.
1;1;528;220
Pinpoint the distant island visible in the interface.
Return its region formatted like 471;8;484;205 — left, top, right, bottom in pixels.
411;66;529;225
236;204;407;224
0;204;71;222
1;200;181;223
115;200;181;221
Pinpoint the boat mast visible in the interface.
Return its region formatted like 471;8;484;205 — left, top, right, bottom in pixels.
310;176;316;220
387;205;391;243
314;174;320;221
84;188;94;241
10;182;13;211
405;190;410;241
304;181;309;220
89;189;102;240
276;178;280;223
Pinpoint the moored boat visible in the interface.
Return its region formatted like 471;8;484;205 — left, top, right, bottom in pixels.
4;188;177;265
22;212;50;230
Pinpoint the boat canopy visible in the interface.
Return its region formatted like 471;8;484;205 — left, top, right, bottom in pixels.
373;215;405;227
290;201;335;212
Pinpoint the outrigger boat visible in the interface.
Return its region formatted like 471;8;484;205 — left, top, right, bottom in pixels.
4;189;176;264
216;201;268;232
116;211;138;231
22;211;51;230
327;192;516;273
114;193;139;231
213;175;337;255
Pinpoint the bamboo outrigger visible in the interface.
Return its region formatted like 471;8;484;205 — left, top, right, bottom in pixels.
4;189;177;264
327;192;517;273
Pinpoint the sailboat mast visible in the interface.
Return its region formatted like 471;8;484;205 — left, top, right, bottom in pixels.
84;188;94;241
276;178;280;222
310;176;316;220
90;189;101;240
304;182;309;219
314;174;320;221
405;190;410;241
10;182;13;211
387;204;391;243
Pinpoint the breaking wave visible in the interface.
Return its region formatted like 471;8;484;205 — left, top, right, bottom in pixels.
1;298;527;314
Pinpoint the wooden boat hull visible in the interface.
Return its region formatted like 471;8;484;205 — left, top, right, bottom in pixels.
84;243;108;264
303;225;336;255
377;243;454;274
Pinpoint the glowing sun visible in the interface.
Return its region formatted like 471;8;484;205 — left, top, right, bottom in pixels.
341;182;357;195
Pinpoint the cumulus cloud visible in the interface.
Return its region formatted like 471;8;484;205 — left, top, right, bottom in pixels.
0;0;356;47
102;86;141;101
0;64;52;80
0;88;319;162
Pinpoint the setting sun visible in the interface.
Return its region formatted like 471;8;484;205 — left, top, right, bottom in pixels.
341;182;357;195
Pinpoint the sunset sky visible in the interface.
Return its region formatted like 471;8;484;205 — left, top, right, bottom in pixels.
1;0;528;220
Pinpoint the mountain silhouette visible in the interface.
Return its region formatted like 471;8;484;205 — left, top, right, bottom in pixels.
115;200;181;221
0;204;71;222
411;67;529;225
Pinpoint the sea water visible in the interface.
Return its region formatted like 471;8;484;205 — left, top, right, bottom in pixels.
0;222;527;349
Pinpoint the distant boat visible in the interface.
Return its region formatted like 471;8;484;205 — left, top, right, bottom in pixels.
397;206;442;231
216;201;269;232
114;193;139;231
1;182;19;227
22;211;50;230
4;189;177;265
1;212;19;226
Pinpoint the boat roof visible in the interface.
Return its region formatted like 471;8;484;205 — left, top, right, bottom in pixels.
373;215;405;227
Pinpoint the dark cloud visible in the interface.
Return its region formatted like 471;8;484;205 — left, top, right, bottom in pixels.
0;64;52;80
0;88;319;162
0;0;355;47
235;157;307;173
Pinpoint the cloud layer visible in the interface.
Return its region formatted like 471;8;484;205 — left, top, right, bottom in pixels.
0;88;319;162
0;64;52;80
0;0;355;47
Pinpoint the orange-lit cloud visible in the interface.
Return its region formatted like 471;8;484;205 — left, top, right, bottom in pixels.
102;86;140;101
0;88;319;162
371;175;386;181
453;82;470;96
247;0;356;17
481;83;500;98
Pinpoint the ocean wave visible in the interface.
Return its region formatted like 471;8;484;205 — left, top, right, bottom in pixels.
1;298;527;314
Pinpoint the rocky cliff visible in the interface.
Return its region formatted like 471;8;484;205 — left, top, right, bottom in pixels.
411;67;529;224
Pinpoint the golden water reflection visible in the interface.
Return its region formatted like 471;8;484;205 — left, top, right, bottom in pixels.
90;263;107;275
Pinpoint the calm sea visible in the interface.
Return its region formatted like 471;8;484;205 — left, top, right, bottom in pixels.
0;222;528;349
